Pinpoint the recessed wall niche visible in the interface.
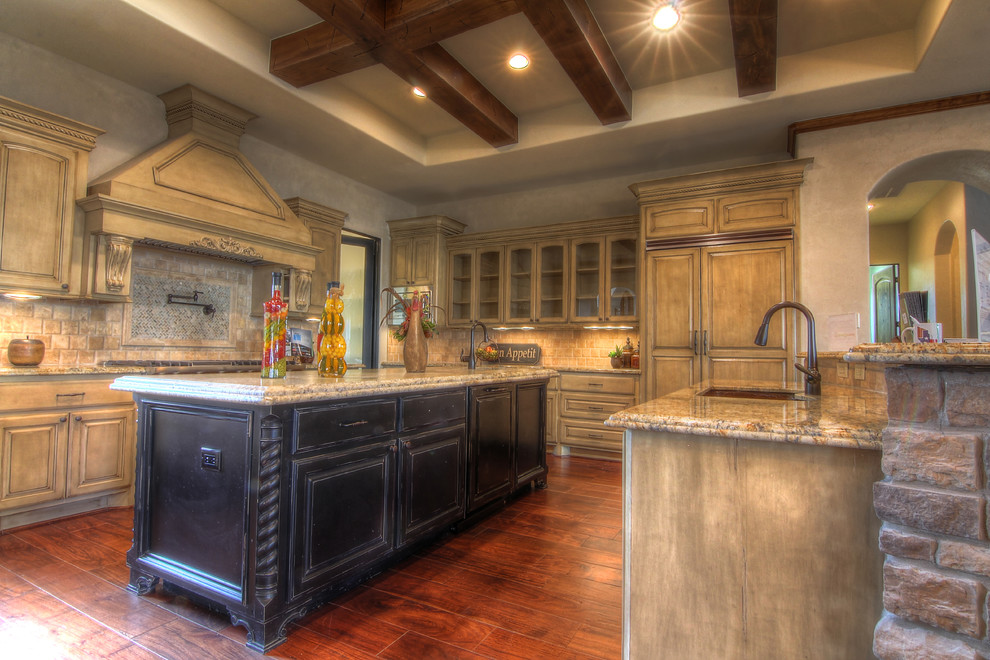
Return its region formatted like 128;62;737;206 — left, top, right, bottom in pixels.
122;248;252;348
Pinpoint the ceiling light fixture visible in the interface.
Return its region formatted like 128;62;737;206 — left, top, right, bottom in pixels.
412;87;426;98
508;53;530;70
651;1;680;31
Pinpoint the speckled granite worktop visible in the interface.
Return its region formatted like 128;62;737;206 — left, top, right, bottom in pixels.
0;365;147;378
111;365;557;405
606;380;886;450
846;342;990;365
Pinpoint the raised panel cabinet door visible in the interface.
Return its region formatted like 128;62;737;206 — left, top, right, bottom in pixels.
571;238;604;322
536;242;568;323
514;382;546;488
702;240;794;384
390;236;413;286
0;136;74;293
0;412;68;511
505;244;534;323
468;385;514;512
397;426;466;548
642;200;715;239
447;249;474;325
67;405;135;498
716;189;796;233
291;437;396;597
645;248;701;400
410;235;436;285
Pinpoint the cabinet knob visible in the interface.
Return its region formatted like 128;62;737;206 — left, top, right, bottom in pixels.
404;440;412;448
74;415;82;422
59;416;67;423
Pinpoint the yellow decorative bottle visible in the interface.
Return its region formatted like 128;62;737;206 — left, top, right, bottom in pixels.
317;281;347;377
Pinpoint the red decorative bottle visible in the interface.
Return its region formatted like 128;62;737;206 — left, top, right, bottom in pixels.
261;272;287;378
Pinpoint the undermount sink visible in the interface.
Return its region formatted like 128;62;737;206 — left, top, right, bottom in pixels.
700;387;807;401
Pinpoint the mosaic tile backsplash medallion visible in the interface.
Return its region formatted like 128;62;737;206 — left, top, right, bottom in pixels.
125;271;234;347
0;247;262;367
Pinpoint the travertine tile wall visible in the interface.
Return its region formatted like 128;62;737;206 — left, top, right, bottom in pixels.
872;366;990;659
0;248;262;367
384;327;641;370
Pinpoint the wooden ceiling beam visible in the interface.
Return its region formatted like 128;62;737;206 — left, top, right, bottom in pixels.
516;0;631;125
291;0;518;147
727;0;778;97
271;0;520;87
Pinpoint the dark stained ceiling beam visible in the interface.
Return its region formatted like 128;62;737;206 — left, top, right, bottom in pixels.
727;0;778;97
516;0;631;125
292;0;518;147
271;0;520;87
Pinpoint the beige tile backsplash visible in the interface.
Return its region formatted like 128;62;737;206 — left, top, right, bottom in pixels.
0;248;262;367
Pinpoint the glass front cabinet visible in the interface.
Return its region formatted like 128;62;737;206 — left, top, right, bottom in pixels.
570;233;637;324
447;247;503;326
505;242;568;324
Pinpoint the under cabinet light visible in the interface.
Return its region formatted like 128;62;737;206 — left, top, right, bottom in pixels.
3;292;43;300
583;325;636;330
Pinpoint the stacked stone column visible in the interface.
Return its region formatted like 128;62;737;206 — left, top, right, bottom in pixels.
873;366;990;659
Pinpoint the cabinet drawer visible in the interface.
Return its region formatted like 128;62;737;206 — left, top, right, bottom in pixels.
0;379;134;413
559;373;637;396
294;399;397;452
400;391;465;434
560;420;623;452
560;393;635;420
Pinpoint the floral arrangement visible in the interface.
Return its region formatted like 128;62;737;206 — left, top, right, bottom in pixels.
381;287;438;341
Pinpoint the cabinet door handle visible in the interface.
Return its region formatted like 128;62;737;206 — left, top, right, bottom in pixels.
588;382;604;388
484;387;508;393
56;392;85;399
587;406;604;411
703;331;709;355
338;420;368;428
692;331;698;355
587;433;603;439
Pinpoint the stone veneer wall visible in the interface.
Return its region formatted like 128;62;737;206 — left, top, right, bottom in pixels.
383;327;640;370
873;366;990;659
0;248;262;367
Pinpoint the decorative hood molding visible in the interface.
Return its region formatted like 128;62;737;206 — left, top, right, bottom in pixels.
77;85;320;299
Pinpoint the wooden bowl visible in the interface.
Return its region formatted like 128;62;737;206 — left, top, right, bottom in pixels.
7;336;45;366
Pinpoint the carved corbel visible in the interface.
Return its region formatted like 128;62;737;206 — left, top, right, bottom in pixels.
291;269;312;313
105;235;133;292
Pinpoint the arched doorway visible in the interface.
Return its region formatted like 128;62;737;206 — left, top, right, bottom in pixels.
933;220;962;337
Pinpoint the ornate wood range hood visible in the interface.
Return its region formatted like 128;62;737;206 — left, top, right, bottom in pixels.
77;85;322;301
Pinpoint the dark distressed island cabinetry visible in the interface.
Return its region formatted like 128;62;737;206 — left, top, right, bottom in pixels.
112;368;550;652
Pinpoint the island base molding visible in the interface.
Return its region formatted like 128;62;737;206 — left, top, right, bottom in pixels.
873;365;990;660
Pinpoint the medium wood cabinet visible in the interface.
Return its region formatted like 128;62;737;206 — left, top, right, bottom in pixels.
506;241;569;324
0;96;101;297
570;233;637;323
644;240;795;400
391;235;435;287
557;371;638;459
0;376;135;531
448;246;504;326
387;216;466;324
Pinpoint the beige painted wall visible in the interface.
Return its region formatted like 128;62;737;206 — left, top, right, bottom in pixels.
869;222;910;281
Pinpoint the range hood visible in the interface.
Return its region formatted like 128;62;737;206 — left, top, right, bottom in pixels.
77;85;321;300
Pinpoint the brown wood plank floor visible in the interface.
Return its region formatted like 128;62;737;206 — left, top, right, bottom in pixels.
0;455;621;659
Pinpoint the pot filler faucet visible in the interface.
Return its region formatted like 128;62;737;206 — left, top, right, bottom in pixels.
468;321;489;370
754;301;821;396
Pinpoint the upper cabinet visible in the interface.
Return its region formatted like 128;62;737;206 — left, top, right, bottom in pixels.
446;216;637;328
387;216;466;325
631;160;812;240
286;197;346;316
0;96;102;297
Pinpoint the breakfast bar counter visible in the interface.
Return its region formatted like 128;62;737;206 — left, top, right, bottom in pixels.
607;380;885;659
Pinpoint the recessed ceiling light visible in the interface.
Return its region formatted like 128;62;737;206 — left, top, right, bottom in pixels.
652;2;680;31
508;53;530;70
412;87;426;98
867;202;875;212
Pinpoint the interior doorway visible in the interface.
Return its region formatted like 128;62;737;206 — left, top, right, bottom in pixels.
870;264;900;343
339;230;380;368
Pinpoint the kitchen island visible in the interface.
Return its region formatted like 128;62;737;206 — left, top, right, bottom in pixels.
111;366;553;652
607;380;887;659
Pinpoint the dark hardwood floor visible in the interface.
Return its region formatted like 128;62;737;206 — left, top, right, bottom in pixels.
0;455;622;658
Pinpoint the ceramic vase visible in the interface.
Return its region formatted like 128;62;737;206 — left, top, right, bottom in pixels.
403;304;428;373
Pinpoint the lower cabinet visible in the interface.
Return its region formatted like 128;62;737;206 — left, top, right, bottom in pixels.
557;371;638;459
0;377;136;531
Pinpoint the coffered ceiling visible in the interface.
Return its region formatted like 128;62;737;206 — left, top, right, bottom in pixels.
1;0;987;205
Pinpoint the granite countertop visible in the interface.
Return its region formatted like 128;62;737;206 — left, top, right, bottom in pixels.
606;380;886;450
378;361;639;374
0;365;148;377
111;365;558;405
846;342;990;365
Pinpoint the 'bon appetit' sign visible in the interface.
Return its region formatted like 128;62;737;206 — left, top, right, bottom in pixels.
493;343;541;365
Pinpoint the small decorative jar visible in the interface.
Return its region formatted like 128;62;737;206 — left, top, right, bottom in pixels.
7;336;45;366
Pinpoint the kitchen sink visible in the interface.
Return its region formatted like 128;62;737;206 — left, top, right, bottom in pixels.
699;387;806;401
